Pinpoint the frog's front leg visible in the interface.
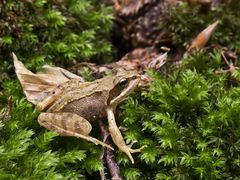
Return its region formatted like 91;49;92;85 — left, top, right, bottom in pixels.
106;108;146;164
38;112;113;150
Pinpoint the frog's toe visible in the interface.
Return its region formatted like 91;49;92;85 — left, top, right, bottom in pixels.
128;140;138;148
128;145;147;153
123;144;147;164
87;136;114;150
127;140;147;152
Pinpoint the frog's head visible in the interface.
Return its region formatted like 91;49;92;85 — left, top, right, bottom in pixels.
107;68;140;107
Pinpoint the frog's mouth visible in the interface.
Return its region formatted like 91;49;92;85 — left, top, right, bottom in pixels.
110;77;140;106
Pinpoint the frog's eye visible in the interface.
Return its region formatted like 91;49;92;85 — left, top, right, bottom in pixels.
119;78;128;87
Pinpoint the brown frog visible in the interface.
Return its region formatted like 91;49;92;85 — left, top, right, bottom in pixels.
33;69;145;164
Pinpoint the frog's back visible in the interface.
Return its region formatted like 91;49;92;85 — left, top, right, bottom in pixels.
46;75;115;121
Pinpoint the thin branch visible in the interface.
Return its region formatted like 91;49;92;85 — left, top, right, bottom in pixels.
4;96;13;121
99;120;122;180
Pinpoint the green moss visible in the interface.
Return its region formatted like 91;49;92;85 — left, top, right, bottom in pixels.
0;0;114;81
119;50;240;179
164;2;240;53
0;1;113;179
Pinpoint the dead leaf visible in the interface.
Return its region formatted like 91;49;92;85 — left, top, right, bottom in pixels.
116;47;168;72
13;53;83;105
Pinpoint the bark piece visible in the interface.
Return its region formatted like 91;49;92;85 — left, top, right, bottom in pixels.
112;0;178;52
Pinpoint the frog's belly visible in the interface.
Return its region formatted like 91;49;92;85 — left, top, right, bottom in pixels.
61;95;107;121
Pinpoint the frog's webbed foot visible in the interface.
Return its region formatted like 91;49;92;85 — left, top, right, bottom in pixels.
38;112;114;150
120;141;147;163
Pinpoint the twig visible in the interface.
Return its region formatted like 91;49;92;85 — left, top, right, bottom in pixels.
100;140;107;180
99;120;122;180
4;96;13;121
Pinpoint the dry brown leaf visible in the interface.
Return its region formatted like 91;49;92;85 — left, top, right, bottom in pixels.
187;0;211;5
69;47;168;78
13;53;83;105
111;0;174;51
188;20;219;51
116;47;168;72
112;0;153;16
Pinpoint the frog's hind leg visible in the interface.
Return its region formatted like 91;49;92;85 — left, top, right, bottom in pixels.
38;112;113;150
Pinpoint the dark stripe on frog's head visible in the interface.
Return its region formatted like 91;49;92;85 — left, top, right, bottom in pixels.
107;69;140;106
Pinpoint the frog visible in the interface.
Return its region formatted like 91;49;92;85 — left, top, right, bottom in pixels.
35;69;146;164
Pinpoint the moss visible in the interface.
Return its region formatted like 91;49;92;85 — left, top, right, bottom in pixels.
0;0;114;81
0;0;113;179
120;50;240;179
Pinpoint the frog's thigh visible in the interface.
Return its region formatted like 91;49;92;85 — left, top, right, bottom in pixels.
38;112;113;149
38;112;92;136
